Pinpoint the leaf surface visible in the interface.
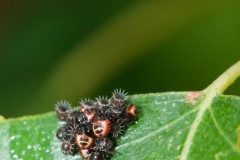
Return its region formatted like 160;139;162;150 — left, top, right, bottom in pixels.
1;62;240;160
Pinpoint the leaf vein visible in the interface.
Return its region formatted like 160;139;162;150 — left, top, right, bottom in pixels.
116;107;198;150
209;107;240;154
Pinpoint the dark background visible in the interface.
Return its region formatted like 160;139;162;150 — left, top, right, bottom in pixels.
0;0;240;118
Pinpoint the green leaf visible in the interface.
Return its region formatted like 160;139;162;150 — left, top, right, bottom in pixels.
1;61;240;160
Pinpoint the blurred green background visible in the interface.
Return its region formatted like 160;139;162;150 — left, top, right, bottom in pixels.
0;0;240;118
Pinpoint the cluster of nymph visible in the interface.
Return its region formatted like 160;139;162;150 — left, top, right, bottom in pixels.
55;89;137;160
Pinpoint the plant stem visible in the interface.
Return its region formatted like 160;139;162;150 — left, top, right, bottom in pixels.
205;61;240;94
180;60;240;160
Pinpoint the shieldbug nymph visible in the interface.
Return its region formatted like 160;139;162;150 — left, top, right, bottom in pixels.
126;104;137;118
93;119;111;138
81;108;96;122
95;96;110;113
55;89;138;160
79;98;95;110
75;133;94;149
80;148;91;159
110;122;123;138
56;126;67;141
61;138;78;155
110;89;128;107
55;100;71;121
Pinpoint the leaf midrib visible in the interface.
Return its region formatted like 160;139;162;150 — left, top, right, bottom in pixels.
179;61;240;160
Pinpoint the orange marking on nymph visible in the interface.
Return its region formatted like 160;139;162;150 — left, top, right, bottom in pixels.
80;149;90;158
93;120;111;138
126;104;137;117
75;134;93;149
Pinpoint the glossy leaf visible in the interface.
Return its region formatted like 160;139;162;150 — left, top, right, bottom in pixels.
1;61;240;159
